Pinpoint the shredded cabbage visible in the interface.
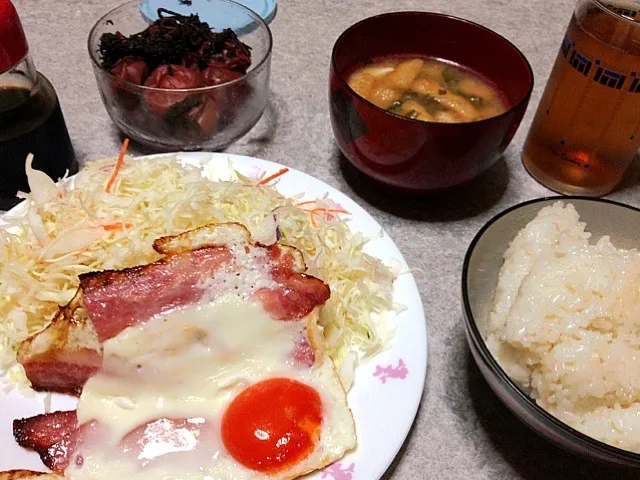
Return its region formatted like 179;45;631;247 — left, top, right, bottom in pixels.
0;155;396;391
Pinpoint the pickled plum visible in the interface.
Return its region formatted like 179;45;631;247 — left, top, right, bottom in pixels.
110;56;148;85
202;66;243;87
143;65;203;115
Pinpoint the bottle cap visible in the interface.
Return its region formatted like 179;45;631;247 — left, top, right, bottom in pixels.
0;0;28;73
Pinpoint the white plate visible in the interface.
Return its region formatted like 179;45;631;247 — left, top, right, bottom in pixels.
0;153;427;480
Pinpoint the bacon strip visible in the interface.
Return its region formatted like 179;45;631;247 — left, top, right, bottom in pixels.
17;292;102;395
120;418;216;462
41;429;78;473
13;411;77;452
81;246;233;342
18;350;102;396
13;411;78;473
256;244;330;321
14;413;217;475
17;224;330;395
13;226;333;473
13;412;105;474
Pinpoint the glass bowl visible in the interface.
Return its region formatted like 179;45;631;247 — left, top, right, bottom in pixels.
329;12;533;193
462;196;640;468
87;0;272;151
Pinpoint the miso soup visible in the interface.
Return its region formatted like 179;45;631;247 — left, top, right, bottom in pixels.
347;56;508;123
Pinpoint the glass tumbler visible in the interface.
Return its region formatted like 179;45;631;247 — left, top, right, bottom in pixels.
522;0;640;196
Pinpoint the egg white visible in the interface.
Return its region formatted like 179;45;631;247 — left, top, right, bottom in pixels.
66;292;355;480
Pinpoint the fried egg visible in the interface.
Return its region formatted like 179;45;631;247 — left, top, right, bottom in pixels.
64;289;356;480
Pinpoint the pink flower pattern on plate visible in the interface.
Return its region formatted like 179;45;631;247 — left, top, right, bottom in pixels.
374;359;408;383
321;462;355;479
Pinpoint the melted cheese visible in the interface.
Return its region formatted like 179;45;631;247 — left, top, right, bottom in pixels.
68;294;356;480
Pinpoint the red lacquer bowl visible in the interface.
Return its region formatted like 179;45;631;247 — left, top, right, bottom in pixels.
329;12;534;193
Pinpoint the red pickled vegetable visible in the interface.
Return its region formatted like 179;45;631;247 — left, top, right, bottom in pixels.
110;56;148;85
208;54;251;74
202;65;243;87
143;64;203;115
188;96;219;136
145;64;202;90
97;9;254;142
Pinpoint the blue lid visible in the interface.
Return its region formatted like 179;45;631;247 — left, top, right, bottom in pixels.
139;0;276;34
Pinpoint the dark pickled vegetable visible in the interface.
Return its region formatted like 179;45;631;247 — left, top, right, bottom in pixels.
99;9;251;75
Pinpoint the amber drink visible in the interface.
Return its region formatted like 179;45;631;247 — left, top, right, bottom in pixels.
522;0;640;196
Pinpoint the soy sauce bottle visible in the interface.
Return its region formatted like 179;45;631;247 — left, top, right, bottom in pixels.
0;0;76;209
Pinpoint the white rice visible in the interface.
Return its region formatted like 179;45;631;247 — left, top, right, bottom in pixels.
485;201;640;453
